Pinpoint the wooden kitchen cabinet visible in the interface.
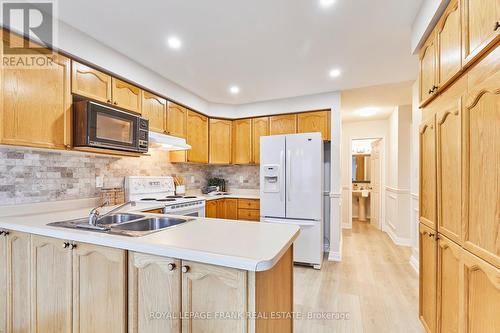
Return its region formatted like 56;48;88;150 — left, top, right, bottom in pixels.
31;235;72;333
206;200;218;218
186;111;209;163
462;0;500;66
252;117;269;164
128;252;181;333
297;110;331;141
1;51;72;150
232;119;253;164
167;102;187;138
181;261;247;333
0;231;6;333
436;0;462;89
419;223;437;333
419;115;437;230
461;248;500;332
215;199;238;220
72;243;127;333
269;114;297;135
436;95;462;244
237;199;260;222
141;91;167;133
209;118;232;164
71;61;112;103
420;31;438;105
462;47;500;268
437;235;461;333
111;77;142;114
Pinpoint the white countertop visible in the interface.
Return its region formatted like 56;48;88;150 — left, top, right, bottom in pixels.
0;200;297;272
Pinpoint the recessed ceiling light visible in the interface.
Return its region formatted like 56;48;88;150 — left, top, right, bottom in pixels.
356;107;380;117
319;0;336;8
229;86;240;94
167;36;182;50
329;68;341;78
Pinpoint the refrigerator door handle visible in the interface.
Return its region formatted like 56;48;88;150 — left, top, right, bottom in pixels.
286;149;291;202
279;150;285;202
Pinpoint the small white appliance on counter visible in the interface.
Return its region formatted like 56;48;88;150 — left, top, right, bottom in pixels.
125;176;205;217
260;133;324;269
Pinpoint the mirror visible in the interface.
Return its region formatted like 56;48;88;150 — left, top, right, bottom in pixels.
352;154;371;182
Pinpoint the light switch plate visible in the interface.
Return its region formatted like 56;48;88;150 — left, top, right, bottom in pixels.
95;176;104;188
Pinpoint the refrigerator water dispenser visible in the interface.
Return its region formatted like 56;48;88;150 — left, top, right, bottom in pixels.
262;164;280;192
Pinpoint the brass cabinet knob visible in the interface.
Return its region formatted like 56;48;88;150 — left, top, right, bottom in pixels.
168;263;176;271
181;265;190;273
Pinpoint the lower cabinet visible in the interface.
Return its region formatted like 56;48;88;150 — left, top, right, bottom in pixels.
437;235;460;333
205;200;218;218
419;223;437;333
206;199;259;221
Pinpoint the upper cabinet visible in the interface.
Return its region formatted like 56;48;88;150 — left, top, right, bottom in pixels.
462;0;500;66
167;102;187;138
269;114;297;135
297;111;331;141
232;119;252;164
209;119;232;164
1;49;72;150
252;117;269;164
71;61;112;103
420;31;438;105
436;0;462;88
111;78;142;114
186;111;209;163
141;91;166;133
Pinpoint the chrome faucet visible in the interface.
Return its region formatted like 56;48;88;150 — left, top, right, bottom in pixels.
88;201;136;226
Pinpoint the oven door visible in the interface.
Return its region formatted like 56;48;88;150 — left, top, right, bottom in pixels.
88;102;140;152
164;205;206;218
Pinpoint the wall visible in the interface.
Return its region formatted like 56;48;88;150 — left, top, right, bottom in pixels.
409;81;421;272
0;145;259;206
411;0;449;53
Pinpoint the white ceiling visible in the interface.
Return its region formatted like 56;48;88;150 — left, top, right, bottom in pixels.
55;0;422;104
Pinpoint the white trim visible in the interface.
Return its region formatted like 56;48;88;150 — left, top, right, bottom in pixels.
411;192;419;199
385;186;411;194
409;254;419;273
385;226;412;247
328;234;342;261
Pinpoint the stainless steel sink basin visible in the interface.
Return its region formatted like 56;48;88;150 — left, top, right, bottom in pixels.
97;213;145;225
110;217;187;236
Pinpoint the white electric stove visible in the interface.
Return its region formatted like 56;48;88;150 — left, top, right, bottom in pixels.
124;176;206;217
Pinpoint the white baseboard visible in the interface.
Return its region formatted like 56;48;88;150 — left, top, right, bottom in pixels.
409;254;419;273
328;250;341;261
385;227;412;247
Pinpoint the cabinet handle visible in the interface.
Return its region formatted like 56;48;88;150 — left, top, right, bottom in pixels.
428;233;435;238
70;243;77;250
114;101;118;105
107;99;111;103
428;89;433;95
495;21;500;31
0;231;9;236
62;242;70;249
432;85;438;92
168;263;176;271
181;265;190;273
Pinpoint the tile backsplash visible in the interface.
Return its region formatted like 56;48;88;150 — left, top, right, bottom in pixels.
0;146;259;205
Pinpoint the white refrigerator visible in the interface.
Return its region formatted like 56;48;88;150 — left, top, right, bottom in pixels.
260;132;324;269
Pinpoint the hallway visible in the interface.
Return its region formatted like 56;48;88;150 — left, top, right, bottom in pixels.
294;220;423;333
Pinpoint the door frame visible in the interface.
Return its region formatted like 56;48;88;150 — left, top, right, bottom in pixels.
347;136;386;230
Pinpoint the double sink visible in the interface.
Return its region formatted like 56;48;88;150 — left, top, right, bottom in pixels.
48;213;191;237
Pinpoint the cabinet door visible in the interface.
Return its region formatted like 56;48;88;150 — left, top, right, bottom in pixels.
269;114;297;135
232;119;252;164
463;49;500;267
0;232;7;333
141;91;166;133
437;236;461;333
111;78;142;114
129;253;181;333
436;0;462;88
187;111;209;163
73;243;126;333
224;199;238;220
297;111;331;141
6;231;31;333
206;200;218;218
181;261;247;333
31;235;72;333
1;52;72;149
71;61;112;103
419;223;438;333
420;33;438;105
419;116;437;230
209;119;232;164
436;99;462;244
167;102;187;138
216;199;226;219
252;117;269;164
462;0;500;66
461;249;500;332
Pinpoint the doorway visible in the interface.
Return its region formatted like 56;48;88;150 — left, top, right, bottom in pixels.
348;138;384;229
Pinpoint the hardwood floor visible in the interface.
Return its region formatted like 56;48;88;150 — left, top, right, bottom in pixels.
294;220;423;333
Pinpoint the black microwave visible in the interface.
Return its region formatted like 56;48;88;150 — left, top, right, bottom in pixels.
73;100;149;153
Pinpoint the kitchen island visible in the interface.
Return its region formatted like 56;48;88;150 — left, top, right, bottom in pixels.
0;199;299;333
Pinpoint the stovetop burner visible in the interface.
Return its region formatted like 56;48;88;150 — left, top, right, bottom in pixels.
183;196;197;199
166;195;183;199
140;198;157;201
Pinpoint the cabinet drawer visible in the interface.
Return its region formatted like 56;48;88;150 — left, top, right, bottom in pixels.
237;199;260;210
237;209;260;221
142;208;163;214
